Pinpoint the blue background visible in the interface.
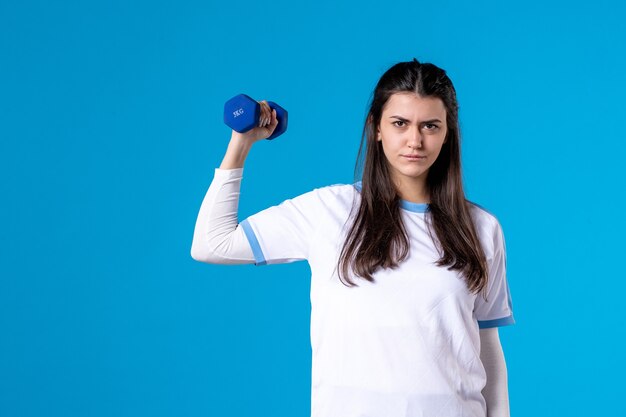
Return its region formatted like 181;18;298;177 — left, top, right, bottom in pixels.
2;0;625;416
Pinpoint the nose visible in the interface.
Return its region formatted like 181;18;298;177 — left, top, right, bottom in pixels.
408;127;423;148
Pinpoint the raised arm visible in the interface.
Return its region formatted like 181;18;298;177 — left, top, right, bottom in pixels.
190;166;255;264
190;101;279;264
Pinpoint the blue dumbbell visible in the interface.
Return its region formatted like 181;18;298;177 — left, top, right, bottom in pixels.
223;93;288;140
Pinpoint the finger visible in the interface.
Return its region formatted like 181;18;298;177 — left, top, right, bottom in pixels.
263;103;270;125
258;104;264;126
261;101;269;126
265;104;271;126
258;101;267;126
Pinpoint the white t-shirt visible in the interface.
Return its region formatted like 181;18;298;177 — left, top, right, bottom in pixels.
238;179;515;417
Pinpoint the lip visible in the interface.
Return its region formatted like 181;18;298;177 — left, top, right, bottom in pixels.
403;155;426;160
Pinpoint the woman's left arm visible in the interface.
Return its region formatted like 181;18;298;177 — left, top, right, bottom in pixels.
479;327;510;417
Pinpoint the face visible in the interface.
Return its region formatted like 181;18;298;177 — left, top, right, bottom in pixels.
375;92;448;196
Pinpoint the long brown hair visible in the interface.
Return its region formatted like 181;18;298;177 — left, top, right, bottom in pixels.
336;58;489;300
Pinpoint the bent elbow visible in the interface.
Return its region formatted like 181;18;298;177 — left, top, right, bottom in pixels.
190;243;213;263
190;245;202;262
190;242;242;265
190;227;255;265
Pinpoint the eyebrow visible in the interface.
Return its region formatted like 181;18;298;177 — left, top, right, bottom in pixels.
389;115;442;124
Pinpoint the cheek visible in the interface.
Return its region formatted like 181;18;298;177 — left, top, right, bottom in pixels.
430;133;447;150
428;141;446;162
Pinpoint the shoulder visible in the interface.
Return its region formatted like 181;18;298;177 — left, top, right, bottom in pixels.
284;181;358;210
309;181;360;199
466;200;504;255
294;182;360;214
467;200;500;227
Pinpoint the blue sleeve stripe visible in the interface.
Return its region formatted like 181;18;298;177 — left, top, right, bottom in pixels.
478;315;516;329
239;219;268;266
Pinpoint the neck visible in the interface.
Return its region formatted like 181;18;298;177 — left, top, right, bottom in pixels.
394;175;429;204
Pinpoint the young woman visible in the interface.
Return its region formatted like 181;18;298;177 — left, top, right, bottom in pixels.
191;58;515;417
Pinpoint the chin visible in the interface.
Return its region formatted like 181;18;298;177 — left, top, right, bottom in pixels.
401;170;427;178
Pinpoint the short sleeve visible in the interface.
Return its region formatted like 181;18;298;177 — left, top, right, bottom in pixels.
474;218;516;329
239;188;322;266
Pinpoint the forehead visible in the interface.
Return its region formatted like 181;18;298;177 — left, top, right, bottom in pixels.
383;92;446;119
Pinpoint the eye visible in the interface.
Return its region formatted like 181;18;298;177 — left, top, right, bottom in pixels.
424;123;439;130
392;120;406;127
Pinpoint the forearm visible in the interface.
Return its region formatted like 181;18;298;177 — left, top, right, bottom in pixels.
219;132;253;169
480;328;510;417
190;167;255;264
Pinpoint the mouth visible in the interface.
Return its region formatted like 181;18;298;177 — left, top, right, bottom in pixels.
402;154;426;160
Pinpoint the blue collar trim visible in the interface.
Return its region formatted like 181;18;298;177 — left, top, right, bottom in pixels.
353;181;429;213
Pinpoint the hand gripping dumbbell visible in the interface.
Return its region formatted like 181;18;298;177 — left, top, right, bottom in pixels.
223;93;288;140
